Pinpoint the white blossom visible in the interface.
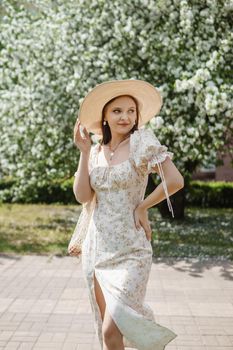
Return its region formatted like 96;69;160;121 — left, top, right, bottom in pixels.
0;0;232;201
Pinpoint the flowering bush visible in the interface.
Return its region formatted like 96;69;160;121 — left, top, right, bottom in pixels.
0;0;232;202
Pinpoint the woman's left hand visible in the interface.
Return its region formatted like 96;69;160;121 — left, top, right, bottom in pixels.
133;204;152;241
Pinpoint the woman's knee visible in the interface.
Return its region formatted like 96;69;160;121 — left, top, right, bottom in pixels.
102;326;122;347
102;313;123;346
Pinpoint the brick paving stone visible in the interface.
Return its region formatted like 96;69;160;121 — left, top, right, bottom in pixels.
0;300;14;313
229;335;233;345
216;335;233;346
0;332;14;342
0;254;232;349
202;334;220;346
4;342;20;350
205;348;233;350
18;344;35;350
10;332;39;343
16;325;32;332
176;347;206;350
33;342;63;349
73;345;93;350
61;343;77;350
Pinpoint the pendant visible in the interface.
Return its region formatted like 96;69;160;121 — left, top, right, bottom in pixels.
110;151;114;160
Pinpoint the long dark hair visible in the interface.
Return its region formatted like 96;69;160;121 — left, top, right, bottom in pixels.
100;94;141;145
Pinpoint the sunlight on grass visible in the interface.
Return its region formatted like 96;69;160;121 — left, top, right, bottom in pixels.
149;206;233;260
0;203;232;260
0;203;81;256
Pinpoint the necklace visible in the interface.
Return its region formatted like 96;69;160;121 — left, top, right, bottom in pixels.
108;135;130;161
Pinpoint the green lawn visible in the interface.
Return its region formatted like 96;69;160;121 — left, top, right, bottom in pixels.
0;204;232;260
150;206;233;260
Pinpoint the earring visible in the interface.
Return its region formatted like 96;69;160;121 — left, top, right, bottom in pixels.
103;120;107;125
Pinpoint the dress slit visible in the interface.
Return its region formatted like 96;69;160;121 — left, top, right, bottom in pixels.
91;268;177;350
91;268;126;349
93;268;135;349
90;268;105;349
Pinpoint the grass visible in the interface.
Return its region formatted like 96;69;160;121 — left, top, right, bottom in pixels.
150;206;233;260
0;203;232;260
0;203;78;256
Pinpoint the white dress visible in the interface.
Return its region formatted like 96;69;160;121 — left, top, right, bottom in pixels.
81;127;177;350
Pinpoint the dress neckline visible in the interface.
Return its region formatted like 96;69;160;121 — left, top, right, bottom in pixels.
96;132;133;168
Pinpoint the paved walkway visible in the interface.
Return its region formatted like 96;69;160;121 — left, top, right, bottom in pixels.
0;254;232;350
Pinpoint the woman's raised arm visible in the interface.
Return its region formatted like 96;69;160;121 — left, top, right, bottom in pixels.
73;119;94;204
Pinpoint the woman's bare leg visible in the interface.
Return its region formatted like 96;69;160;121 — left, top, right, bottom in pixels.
94;272;106;321
102;306;124;350
93;272;124;349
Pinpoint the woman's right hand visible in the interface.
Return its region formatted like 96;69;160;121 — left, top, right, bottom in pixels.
134;204;152;241
74;119;92;154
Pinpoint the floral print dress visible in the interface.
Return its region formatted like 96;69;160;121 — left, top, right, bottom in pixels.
81;127;177;350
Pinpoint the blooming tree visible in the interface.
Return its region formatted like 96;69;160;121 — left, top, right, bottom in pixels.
0;0;232;203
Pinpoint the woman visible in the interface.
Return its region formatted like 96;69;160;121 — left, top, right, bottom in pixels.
73;79;184;350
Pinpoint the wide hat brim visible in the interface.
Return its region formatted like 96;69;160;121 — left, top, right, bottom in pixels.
78;79;163;136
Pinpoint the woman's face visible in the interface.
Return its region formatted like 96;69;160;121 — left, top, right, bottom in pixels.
105;96;137;136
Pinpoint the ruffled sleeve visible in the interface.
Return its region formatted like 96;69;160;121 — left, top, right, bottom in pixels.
131;128;175;218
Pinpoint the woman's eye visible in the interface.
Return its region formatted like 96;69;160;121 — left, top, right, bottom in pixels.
113;109;135;113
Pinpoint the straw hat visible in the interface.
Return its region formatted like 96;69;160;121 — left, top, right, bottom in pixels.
78;79;163;136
